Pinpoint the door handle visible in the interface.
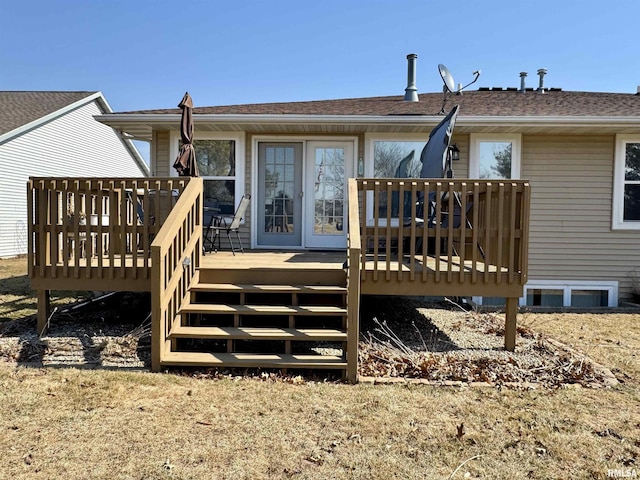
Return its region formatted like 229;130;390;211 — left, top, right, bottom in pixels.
299;191;304;198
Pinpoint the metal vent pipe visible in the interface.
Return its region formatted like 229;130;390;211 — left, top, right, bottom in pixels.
404;54;419;102
537;68;547;93
520;72;527;92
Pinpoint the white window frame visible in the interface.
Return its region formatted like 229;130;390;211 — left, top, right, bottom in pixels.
469;133;522;179
613;134;640;230
472;280;618;307
170;131;245;211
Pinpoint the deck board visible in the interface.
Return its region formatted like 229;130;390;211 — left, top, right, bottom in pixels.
200;250;346;271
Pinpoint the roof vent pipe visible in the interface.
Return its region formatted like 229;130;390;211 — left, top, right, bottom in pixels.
404;54;419;102
520;72;527;93
537;68;547;94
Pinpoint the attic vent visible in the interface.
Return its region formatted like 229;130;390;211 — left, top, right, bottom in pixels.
491;87;503;91
479;87;490;91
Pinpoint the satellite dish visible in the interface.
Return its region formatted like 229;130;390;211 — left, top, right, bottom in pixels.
438;64;456;93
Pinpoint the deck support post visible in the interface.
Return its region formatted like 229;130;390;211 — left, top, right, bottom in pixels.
504;297;518;351
346;236;361;383
37;289;51;336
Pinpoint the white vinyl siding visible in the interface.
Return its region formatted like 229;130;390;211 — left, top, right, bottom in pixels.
0;100;147;257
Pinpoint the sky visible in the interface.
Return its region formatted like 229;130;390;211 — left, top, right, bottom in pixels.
2;0;639;160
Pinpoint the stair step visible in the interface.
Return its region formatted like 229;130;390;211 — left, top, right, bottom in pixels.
170;325;347;341
181;303;347;316
161;352;347;369
190;283;347;294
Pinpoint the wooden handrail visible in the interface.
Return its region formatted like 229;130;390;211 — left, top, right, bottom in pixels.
150;178;203;371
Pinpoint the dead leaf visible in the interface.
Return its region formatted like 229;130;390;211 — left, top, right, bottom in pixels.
456;423;465;439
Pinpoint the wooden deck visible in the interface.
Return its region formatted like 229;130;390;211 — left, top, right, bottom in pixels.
28;176;531;381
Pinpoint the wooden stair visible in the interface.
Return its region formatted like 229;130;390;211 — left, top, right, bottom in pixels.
160;263;350;376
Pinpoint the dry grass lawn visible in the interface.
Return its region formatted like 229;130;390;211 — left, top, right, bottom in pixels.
1;257;639;479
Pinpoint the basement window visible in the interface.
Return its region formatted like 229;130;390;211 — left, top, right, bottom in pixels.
613;135;640;229
472;281;618;308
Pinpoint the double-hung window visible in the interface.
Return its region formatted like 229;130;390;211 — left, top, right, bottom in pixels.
613;135;640;229
470;134;521;179
172;133;245;215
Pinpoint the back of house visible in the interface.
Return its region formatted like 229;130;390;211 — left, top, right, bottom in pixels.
96;61;640;307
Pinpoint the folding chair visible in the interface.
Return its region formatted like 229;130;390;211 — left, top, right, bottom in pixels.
204;194;251;255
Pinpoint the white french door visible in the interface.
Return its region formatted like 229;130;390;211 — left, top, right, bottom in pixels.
257;142;303;247
304;141;354;249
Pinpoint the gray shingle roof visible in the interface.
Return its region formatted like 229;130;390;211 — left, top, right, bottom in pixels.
118;90;640;118
0;91;98;136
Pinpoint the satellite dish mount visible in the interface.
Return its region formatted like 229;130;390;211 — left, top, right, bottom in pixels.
438;63;481;114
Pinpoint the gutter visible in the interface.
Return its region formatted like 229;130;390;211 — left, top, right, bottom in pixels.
95;113;640;128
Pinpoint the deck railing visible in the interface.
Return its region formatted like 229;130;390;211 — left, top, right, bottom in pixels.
28;177;190;286
151;178;203;371
353;178;531;291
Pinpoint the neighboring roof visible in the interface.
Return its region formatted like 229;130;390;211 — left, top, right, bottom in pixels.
0;91;100;137
97;89;640;140
0;91;149;175
118;90;640;117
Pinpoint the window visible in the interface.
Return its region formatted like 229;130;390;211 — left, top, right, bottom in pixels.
172;133;244;215
372;140;425;178
366;137;427;219
526;289;564;307
613;135;640;229
470;134;521;179
473;280;618;307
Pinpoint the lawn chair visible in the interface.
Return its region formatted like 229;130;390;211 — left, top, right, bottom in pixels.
204;194;251;255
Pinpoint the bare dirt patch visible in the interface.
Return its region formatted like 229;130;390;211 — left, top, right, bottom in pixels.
358;296;622;388
0;291;151;369
0;291;626;389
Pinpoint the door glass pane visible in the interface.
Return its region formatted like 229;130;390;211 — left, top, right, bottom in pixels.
314;147;345;235
479;141;512;179
264;146;295;234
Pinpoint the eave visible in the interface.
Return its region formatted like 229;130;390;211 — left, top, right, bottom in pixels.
95;113;640;142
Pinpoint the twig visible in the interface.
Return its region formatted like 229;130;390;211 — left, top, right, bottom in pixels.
38;306;58;336
60;292;118;314
447;454;484;480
